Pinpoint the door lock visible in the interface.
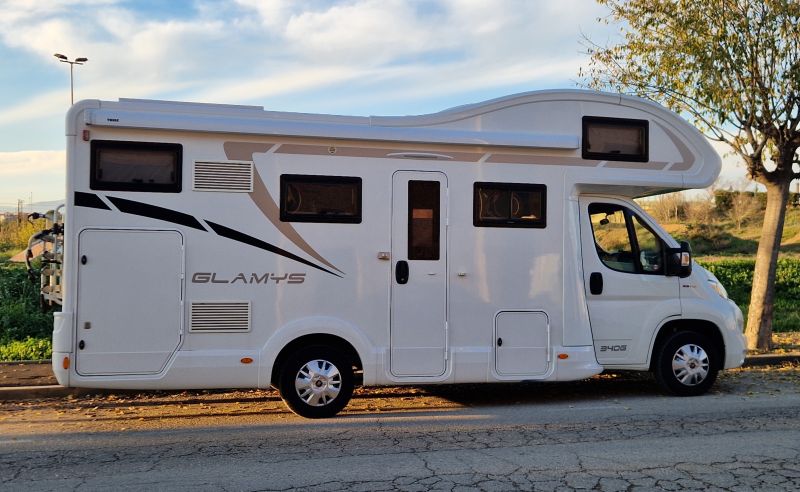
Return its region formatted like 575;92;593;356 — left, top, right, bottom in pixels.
81;255;87;265
78;340;85;350
497;338;503;347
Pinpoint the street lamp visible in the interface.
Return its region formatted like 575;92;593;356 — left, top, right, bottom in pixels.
54;53;88;104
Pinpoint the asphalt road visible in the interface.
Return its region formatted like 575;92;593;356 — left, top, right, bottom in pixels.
1;368;799;491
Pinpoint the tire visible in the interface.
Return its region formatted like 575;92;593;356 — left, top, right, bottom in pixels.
654;331;719;396
278;345;354;418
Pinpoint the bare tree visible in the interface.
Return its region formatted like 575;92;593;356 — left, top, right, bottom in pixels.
684;192;716;227
727;185;762;232
649;192;684;223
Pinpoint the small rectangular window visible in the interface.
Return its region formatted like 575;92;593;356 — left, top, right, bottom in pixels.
473;182;546;228
280;174;361;223
582;116;648;162
91;140;182;192
408;181;440;260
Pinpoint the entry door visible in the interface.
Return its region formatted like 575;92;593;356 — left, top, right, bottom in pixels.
76;229;183;375
390;171;448;377
578;198;680;365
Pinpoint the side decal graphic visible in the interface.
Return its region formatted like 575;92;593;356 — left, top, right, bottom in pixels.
222;141;344;274
74;192;341;277
107;196;207;231
205;221;341;277
74;192;110;210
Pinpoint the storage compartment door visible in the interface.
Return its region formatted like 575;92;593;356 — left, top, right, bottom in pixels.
76;229;183;375
495;311;550;376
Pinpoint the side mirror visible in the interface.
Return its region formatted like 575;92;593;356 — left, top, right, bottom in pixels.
666;241;692;278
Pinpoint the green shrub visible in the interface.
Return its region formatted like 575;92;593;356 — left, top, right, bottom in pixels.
697;258;800;332
0;263;54;347
0;337;51;361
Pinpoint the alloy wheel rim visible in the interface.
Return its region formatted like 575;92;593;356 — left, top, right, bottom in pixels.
295;359;342;407
671;343;709;386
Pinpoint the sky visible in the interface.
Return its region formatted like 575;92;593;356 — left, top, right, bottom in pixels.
0;0;751;211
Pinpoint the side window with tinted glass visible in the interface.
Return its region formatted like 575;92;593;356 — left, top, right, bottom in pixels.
589;203;664;274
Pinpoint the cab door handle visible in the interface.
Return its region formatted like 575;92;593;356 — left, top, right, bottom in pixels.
395;260;409;284
590;272;603;295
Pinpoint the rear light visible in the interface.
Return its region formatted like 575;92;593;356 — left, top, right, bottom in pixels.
62;356;70;369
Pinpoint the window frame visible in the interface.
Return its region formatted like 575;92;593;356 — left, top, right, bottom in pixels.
581;116;649;163
279;174;362;224
90;140;183;193
588;203;666;276
473;182;547;228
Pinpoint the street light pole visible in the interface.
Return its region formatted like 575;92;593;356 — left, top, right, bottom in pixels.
53;53;88;104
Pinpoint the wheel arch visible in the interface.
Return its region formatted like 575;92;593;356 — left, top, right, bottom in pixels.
649;319;726;371
269;333;364;387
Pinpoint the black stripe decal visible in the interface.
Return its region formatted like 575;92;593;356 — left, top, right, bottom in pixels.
75;192;110;210
107;196;206;231
205;221;341;277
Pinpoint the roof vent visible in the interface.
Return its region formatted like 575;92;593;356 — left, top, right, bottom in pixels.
190;301;251;332
193;161;253;192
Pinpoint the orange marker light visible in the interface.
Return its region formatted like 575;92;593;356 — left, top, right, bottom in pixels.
62;356;70;369
240;357;253;364
557;353;569;360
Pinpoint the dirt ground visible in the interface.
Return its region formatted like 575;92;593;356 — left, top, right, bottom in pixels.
1;363;798;437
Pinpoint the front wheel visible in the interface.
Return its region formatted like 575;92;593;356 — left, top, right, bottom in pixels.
654;331;719;396
278;345;354;418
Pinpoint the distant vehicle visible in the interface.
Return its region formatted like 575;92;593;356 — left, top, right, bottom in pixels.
41;90;746;418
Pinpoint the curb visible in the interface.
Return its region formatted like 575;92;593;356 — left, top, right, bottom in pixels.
1;355;798;401
742;354;800;367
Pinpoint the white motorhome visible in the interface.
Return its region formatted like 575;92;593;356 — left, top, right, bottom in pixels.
42;90;746;418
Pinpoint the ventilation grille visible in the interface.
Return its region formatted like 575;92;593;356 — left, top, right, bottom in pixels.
193;161;253;192
190;301;251;332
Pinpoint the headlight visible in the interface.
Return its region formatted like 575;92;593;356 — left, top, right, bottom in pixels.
706;272;728;299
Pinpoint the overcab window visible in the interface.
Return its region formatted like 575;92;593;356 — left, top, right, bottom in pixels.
280;174;362;223
582;116;649;162
90;140;182;192
473;182;546;228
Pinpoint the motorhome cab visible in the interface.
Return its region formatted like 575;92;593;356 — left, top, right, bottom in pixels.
44;90;746;418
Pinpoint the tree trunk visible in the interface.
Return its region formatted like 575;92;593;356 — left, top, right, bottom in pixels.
744;180;791;351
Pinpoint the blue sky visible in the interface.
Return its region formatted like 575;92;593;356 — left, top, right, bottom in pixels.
0;0;747;209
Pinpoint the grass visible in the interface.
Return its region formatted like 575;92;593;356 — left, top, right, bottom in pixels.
0;261;55;361
0;337;51;361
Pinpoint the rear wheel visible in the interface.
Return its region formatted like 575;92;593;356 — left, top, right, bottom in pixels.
278;345;354;418
654;331;719;396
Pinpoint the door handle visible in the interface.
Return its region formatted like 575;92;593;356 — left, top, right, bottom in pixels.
590;272;603;295
395;260;409;284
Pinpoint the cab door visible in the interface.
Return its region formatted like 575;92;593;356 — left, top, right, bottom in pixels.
578;198;680;365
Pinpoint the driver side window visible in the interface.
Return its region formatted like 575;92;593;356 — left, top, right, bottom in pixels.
589;203;664;275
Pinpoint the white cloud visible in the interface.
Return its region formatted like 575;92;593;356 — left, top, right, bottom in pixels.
0;150;66;204
0;0;611;119
0;150;65;177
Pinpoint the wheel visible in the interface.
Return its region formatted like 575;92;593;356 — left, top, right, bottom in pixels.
278;345;354;418
654;331;719;396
